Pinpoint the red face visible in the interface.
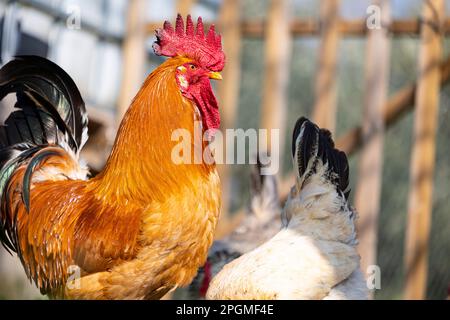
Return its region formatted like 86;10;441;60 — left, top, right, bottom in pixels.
175;62;222;134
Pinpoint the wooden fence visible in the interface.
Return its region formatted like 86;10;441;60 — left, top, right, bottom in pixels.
117;0;448;300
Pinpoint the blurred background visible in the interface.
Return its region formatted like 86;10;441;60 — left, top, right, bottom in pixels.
0;0;449;300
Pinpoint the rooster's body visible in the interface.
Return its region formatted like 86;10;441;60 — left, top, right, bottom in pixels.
0;15;225;299
206;118;368;300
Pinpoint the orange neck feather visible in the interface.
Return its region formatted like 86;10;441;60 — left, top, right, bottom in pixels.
92;57;215;203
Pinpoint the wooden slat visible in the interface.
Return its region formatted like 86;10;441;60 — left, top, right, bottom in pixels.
355;0;391;290
117;0;147;123
242;18;450;37
278;55;450;203
404;0;445;300
217;0;242;129
214;0;243;239
312;0;341;133
339;19;425;36
243;19;319;36
147;18;450;38
260;0;292;172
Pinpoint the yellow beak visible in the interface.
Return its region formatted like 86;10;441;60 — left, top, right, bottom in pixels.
208;71;223;80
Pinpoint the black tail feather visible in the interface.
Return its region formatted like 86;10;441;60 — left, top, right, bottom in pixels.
0;56;88;153
250;155;265;197
0;56;87;151
21;149;61;212
249;154;280;216
0;56;88;254
292;117;350;199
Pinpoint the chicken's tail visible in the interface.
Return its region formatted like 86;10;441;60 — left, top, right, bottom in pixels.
249;155;281;222
0;56;88;253
291;117;350;200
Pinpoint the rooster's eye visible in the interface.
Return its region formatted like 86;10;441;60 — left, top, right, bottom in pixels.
189;64;196;70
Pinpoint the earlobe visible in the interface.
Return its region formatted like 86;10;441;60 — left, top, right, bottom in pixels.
177;74;189;90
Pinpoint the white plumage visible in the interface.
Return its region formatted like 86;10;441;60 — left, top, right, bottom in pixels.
206;117;368;300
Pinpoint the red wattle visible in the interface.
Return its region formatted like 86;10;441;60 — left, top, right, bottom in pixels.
191;78;220;133
199;261;212;297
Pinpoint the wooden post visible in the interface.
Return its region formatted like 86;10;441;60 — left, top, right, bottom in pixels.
312;0;341;133
260;0;292;173
117;0;147;123
215;0;243;238
405;0;444;300
355;0;391;291
218;0;242;129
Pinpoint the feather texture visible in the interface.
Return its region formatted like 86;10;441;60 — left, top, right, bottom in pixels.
0;56;88;152
206;117;367;300
292;117;350;199
0;55;221;299
0;56;88;256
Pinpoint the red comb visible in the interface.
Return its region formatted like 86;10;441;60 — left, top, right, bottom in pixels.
153;14;225;72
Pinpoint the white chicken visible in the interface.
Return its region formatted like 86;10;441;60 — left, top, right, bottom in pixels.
206;117;368;300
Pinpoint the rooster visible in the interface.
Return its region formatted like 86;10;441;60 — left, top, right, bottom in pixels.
0;15;225;299
176;159;282;299
206;118;368;300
